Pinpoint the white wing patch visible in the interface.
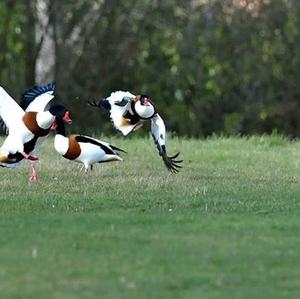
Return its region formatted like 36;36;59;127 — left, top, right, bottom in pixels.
151;113;182;173
107;91;142;136
25;91;54;112
0;86;25;134
107;91;135;106
151;113;166;150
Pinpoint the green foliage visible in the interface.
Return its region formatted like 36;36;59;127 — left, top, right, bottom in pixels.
0;1;36;95
0;136;299;298
1;0;300;137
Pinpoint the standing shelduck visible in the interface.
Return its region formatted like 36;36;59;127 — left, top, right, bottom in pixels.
0;83;71;181
88;91;182;173
53;117;125;174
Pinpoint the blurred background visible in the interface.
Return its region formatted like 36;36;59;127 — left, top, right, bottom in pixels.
0;0;299;137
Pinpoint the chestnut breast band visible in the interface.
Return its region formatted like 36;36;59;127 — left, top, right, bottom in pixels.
22;112;50;136
63;135;81;160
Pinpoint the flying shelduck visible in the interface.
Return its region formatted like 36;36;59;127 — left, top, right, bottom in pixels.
88;91;182;173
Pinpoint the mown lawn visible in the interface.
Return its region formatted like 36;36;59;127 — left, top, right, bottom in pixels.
0;135;299;299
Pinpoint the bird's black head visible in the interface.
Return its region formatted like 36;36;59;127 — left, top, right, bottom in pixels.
49;105;67;118
49;105;67;117
49;105;72;123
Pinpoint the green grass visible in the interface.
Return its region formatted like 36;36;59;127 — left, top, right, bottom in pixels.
0;135;299;299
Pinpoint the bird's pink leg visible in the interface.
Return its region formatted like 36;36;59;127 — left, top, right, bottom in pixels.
29;163;38;182
22;152;39;161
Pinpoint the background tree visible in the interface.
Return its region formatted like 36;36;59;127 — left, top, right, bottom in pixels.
0;0;300;137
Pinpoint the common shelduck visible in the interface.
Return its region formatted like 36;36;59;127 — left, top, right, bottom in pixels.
88;91;182;173
0;83;71;181
53;117;125;174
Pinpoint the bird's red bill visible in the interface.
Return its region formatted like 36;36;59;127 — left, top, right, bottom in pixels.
63;111;72;124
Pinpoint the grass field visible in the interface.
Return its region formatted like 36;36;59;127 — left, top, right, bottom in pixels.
0;135;299;299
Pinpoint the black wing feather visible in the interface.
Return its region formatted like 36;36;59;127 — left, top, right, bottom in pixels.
109;144;127;153
20;82;56;110
0;119;9;134
87;99;111;110
75;135;125;155
152;135;183;174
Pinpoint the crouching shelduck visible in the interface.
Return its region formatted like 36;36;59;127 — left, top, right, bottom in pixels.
0;83;71;181
88;91;182;173
53;117;125;174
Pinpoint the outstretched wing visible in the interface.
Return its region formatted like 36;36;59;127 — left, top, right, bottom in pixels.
151;113;182;173
0;86;25;134
20;82;56;112
88;91;141;136
106;91;135;106
88;91;135;110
